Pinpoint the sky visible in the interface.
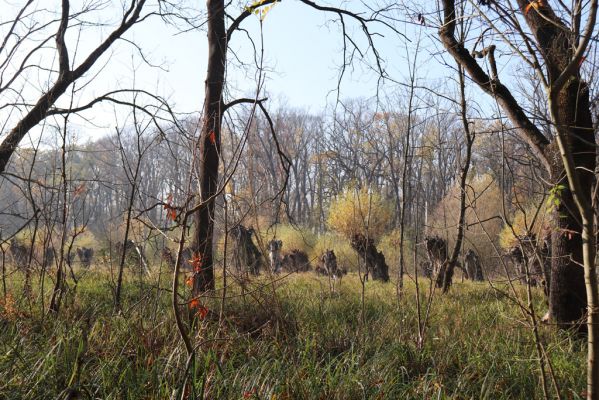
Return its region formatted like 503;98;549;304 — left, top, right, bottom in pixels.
119;1;444;112
0;0;450;141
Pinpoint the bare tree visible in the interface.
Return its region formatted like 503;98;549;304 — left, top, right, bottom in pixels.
0;1;156;173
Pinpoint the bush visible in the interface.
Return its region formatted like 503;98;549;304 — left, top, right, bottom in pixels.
327;186;393;242
429;174;502;273
261;224;316;256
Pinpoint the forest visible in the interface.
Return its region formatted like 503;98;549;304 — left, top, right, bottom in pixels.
0;0;598;399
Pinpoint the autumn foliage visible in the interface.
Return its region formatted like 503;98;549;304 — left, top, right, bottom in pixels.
327;186;393;243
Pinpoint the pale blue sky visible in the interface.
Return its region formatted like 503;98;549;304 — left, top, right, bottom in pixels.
0;1;449;139
90;1;445;115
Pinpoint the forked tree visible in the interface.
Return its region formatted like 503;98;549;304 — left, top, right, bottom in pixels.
438;0;596;328
437;0;598;396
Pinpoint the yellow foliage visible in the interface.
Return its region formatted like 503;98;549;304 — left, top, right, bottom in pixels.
261;224;316;255
9;225;96;250
429;174;503;266
498;200;551;250
327;186;393;242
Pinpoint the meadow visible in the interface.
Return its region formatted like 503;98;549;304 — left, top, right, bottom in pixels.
0;270;586;399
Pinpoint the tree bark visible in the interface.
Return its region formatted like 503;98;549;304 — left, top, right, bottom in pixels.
547;81;595;330
192;0;226;294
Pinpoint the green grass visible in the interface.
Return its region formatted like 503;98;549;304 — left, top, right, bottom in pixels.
0;269;586;399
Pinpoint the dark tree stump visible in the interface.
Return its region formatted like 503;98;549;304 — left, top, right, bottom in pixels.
424;235;448;288
279;249;312;273
231;225;263;275
350;233;389;282
267;239;282;273
464;249;484;281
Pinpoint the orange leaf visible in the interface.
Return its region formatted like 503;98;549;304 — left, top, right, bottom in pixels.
73;184;86;197
189;298;200;310
196;305;208;320
164;193;174;210
188;299;208;319
524;3;533;14
209;131;216;145
524;0;542;15
189;253;203;273
185;276;194;287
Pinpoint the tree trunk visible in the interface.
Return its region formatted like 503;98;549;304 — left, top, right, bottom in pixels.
548;80;595;329
192;0;226;295
442;64;474;293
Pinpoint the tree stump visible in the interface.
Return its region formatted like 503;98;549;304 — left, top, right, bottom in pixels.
350;233;389;282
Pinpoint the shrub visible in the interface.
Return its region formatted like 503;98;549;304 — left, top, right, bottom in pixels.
260;224;316;255
428;174;502;273
378;228;413;275
327;186;393;242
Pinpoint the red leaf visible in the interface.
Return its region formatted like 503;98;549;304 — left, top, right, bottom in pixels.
189;252;203;273
209;131;216;145
167;208;177;221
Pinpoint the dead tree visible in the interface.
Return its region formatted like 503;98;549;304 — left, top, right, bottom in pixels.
351;233;389;282
230;225;263;276
267;239;282;273
315;249;346;278
464;249;484;281
9;239;31;296
420;260;433;279
115;239;149;275
162;247;193;272
9;239;28;270
42;247;55;272
315;249;346;292
425;235;448;288
278;249;312;273
76;247;94;268
507;235;550;294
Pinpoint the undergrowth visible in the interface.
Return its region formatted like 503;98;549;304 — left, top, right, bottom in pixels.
0;270;586;399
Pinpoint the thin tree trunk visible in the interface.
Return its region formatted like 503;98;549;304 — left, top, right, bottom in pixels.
398;50;418;297
442;65;474;293
192;0;226;294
